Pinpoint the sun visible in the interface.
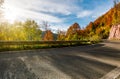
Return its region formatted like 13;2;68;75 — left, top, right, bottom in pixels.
3;3;19;23
4;8;17;23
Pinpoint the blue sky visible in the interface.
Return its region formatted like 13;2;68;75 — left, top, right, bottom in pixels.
3;0;114;31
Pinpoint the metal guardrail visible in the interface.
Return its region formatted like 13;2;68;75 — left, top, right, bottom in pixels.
0;40;94;51
0;40;90;45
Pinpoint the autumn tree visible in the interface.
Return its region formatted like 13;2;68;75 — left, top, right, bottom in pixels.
66;23;81;40
57;30;66;41
86;22;95;34
77;29;88;40
42;22;54;41
43;30;53;41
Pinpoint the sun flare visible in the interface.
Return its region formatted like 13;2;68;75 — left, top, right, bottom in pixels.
3;3;19;23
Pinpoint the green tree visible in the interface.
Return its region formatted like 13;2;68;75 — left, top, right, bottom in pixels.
71;33;78;40
0;20;42;41
0;22;11;40
23;20;42;40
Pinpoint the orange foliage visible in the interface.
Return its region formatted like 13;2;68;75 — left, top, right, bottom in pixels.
43;30;53;41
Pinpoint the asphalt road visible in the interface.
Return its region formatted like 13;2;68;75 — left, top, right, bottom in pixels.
0;40;120;79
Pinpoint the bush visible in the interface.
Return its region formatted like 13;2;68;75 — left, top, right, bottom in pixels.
90;35;101;43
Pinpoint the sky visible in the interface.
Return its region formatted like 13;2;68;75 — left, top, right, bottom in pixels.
2;0;114;31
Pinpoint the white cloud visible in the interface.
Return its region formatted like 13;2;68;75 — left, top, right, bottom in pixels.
20;9;64;23
3;0;83;23
51;24;70;31
33;0;82;15
77;10;93;18
28;0;73;15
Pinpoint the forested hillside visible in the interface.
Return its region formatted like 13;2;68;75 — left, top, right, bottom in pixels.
85;2;120;39
57;1;120;41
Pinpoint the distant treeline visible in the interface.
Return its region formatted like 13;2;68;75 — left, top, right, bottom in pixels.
0;20;101;41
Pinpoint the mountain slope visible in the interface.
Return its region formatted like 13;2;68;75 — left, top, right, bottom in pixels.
85;2;120;39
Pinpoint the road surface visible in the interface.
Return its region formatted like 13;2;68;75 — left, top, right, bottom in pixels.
0;40;120;79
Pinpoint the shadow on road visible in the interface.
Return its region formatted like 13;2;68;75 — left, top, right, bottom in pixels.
48;54;115;79
0;43;119;79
